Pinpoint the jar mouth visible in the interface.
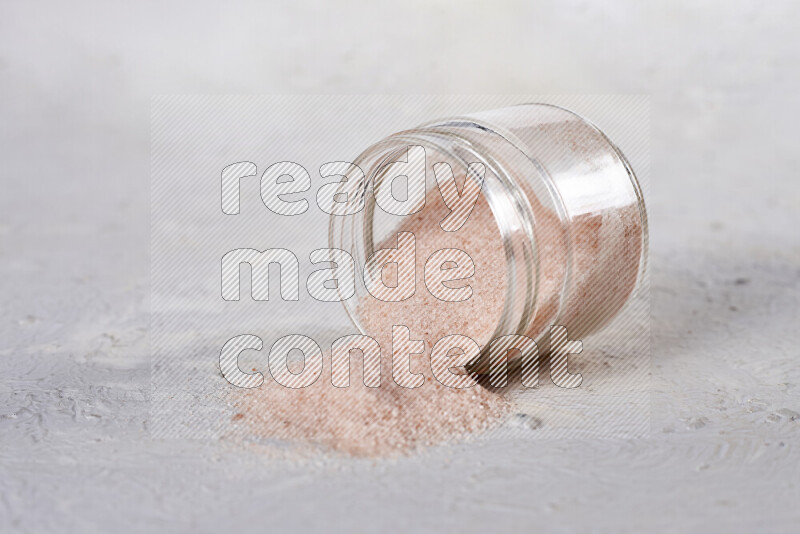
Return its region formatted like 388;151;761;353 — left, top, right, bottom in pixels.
328;127;541;357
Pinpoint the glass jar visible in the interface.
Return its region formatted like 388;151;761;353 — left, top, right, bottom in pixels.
329;103;647;373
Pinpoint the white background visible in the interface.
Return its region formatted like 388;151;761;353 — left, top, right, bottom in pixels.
1;1;799;532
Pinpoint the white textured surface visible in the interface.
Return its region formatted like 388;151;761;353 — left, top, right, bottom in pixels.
1;1;799;532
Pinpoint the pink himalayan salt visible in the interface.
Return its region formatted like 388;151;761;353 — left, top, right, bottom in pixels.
232;164;641;457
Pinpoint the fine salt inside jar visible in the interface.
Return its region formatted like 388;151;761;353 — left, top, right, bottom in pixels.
330;103;647;374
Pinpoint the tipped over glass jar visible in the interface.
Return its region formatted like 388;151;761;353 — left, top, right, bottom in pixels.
330;103;647;374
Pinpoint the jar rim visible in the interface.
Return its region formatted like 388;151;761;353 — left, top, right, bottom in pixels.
328;126;542;353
